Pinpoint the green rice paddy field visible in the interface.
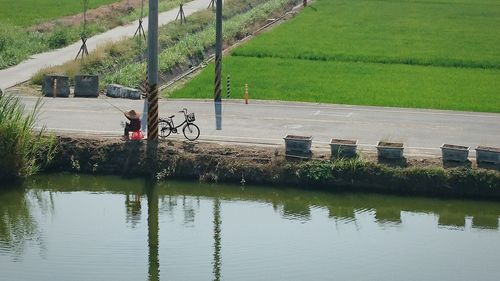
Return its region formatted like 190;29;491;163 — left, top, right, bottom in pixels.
0;0;119;27
171;0;500;112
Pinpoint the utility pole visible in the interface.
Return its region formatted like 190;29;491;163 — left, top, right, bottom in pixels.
214;0;223;130
148;0;159;141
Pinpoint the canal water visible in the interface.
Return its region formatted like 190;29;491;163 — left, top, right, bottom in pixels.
1;174;499;281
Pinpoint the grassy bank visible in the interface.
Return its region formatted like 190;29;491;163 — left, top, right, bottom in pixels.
171;0;500;112
0;0;180;69
32;0;301;88
48;136;500;200
0;94;56;182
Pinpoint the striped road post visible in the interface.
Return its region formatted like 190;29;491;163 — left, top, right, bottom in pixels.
214;0;223;130
226;75;231;98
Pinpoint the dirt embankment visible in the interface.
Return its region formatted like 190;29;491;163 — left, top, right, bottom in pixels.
28;0;142;32
45;136;500;200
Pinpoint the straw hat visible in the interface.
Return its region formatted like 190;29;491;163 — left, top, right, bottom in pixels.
125;110;140;120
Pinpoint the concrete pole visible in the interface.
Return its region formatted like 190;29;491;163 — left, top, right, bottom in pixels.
148;0;159;140
214;0;223;130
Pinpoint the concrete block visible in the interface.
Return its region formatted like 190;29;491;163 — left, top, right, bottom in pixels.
476;146;500;164
284;135;312;158
377;141;404;159
42;75;70;97
441;144;469;162
106;84;141;100
330;138;357;158
74;75;99;97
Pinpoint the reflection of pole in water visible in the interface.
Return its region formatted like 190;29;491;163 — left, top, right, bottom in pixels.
146;180;160;281
125;194;142;227
212;198;222;281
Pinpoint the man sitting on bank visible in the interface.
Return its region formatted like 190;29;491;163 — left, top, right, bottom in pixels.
122;110;141;140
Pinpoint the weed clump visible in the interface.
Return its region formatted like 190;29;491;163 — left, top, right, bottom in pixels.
0;94;56;182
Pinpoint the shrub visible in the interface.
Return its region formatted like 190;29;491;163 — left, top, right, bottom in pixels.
0;94;56;181
47;26;74;49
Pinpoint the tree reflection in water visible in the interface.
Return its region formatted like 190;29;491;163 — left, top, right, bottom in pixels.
0;189;48;261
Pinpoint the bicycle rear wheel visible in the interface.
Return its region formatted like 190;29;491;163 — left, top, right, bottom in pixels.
183;123;200;141
159;121;172;138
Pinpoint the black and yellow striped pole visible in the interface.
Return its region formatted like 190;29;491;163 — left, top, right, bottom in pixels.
214;0;223;130
226;75;231;98
148;0;159;141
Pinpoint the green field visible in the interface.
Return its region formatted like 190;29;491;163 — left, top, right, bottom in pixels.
171;0;500;112
0;0;120;27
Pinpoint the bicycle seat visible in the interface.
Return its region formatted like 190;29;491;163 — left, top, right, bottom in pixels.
169;115;175;118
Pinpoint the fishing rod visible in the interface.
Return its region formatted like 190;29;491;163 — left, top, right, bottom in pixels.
102;98;125;113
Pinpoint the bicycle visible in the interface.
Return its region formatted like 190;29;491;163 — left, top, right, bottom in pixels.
159;108;200;141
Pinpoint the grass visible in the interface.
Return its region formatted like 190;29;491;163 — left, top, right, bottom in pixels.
170;0;500;112
233;0;500;69
0;0;120;27
104;0;299;87
0;0;181;70
0;94;56;181
169;56;500;112
32;0;300;88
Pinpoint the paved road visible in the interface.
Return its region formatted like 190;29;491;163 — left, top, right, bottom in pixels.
0;0;208;90
19;96;500;157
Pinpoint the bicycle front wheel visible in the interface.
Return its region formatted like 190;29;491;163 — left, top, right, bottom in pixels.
183;123;200;141
159;121;172;138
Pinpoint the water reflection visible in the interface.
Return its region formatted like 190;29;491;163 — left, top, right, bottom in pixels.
125;193;142;227
1;174;500;281
145;180;159;281
182;196;196;226
22;174;500;231
212;198;222;281
281;199;311;221
0;189;47;261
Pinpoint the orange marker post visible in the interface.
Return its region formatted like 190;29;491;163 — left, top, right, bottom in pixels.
244;84;249;104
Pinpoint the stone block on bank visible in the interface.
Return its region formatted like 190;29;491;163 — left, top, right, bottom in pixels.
330;138;358;158
284;135;312;158
377;141;404;159
476;146;500;165
74;75;99;97
42;74;70;97
441;144;469;163
106;84;141;100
